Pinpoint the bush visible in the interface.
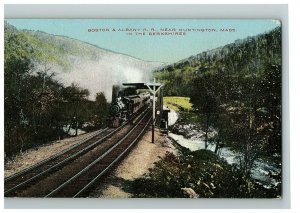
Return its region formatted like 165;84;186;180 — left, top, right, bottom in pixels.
131;150;279;198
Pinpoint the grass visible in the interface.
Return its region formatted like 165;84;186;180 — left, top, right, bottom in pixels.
163;96;193;111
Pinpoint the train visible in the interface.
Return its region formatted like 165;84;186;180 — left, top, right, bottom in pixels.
109;92;151;127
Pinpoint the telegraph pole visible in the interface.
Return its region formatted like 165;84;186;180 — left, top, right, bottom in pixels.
146;78;162;144
123;80;163;144
152;79;156;144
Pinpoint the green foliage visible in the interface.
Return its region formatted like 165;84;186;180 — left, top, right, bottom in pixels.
4;22;109;158
93;92;109;127
155;27;281;97
4;22;35;157
186;65;280;174
131;150;278;198
155;26;282;158
163;96;192;111
154;26;282;195
5;22;108;73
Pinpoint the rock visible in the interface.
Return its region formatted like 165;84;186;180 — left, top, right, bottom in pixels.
181;187;199;198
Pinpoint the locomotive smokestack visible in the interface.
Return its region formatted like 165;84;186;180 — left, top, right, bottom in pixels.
111;85;120;103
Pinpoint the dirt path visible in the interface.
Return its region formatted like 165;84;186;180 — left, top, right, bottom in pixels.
4;130;101;178
91;127;177;198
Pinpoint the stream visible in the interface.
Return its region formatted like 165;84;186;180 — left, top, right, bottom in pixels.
167;109;281;189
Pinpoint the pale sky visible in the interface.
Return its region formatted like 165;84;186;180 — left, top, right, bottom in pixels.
6;19;280;63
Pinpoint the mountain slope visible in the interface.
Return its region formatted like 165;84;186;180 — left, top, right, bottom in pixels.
155;27;281;96
5;22;163;100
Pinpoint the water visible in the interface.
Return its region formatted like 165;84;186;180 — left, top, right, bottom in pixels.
63;125;86;136
167;109;280;188
168;132;280;188
168;132;237;163
168;109;178;126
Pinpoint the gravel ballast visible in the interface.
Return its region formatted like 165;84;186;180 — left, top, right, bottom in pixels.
92;127;177;198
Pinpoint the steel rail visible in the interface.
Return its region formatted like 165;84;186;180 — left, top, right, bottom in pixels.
45;110;151;198
5;128;107;182
5;107;149;196
74;117;151;197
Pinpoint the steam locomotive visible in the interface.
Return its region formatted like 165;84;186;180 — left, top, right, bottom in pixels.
109;92;151;127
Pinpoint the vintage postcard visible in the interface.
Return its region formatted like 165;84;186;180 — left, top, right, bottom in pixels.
4;19;282;198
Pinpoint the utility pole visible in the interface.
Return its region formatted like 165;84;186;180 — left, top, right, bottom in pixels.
123;80;163;144
146;78;162;144
152;79;156;144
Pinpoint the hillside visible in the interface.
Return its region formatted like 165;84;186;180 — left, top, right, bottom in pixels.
154;26;282;193
5;22;163;100
155;27;281;96
4;22;162;157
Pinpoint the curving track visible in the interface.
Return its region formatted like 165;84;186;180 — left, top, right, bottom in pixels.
4;107;150;197
46;110;152;197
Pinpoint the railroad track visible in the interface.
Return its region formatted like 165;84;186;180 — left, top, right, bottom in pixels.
45;109;152;197
4;107;149;197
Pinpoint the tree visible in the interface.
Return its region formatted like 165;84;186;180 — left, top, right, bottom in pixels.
190;73;220;149
259;64;282;154
4;22;111;158
94;92;109;127
4;23;34;156
61;83;90;136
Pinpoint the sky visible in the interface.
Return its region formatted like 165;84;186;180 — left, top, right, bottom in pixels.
6;19;280;63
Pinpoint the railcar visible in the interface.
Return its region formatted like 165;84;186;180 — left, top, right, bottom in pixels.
109;92;150;127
